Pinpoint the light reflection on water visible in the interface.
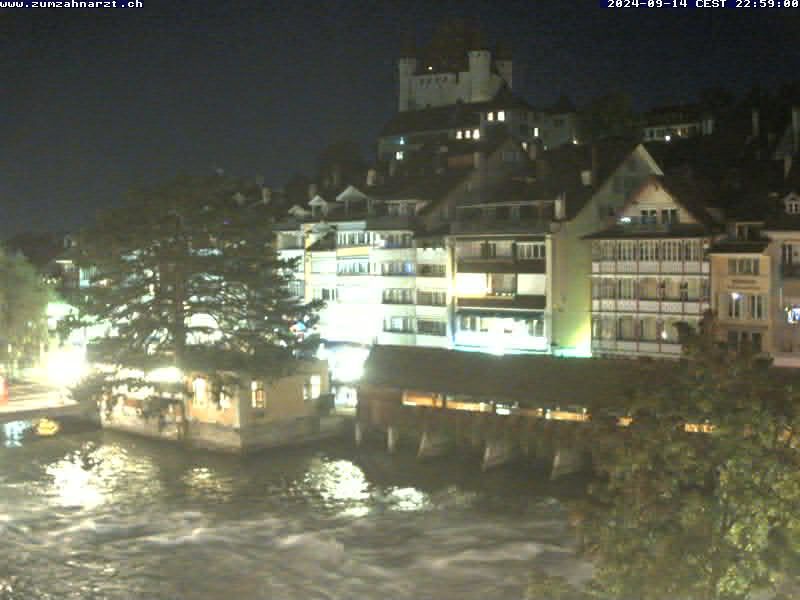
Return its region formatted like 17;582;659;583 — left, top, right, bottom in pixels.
0;430;588;600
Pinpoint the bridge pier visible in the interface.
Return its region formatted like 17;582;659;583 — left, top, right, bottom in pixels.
354;421;364;447
482;436;518;471
417;428;451;459
387;425;400;453
550;443;587;480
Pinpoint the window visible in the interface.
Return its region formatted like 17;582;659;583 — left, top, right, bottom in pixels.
640;209;657;224
418;264;445;277
460;314;478;332
313;288;337;301
617;241;636;261
472;129;480;140
382;288;414;304
488;273;515;296
288;279;304;298
749;295;765;320
417;320;446;336
487;112;495;122
782;244;795;265
617;278;636;300
395;151;404;160
416;290;446;306
381;261;415;276
303;375;322;402
456;130;463;139
727;292;743;319
527;318;545;337
786;199;800;214
384;316;414;333
661;208;678;224
251;380;266;409
465;129;472;139
533;127;539;137
728;258;759;275
517;242;546;260
337;259;370;275
497;110;506;122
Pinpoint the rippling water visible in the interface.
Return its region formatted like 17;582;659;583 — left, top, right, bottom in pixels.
0;428;590;599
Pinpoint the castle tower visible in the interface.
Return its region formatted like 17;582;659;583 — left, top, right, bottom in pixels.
468;49;492;103
397;35;418;112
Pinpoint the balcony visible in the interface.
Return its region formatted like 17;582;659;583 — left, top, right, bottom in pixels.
458;258;545;274
457;295;546;310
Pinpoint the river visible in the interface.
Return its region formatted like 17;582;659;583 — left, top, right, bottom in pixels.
0;424;591;599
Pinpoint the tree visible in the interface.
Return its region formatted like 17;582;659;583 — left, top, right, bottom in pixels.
0;250;51;374
582;323;800;600
67;175;320;394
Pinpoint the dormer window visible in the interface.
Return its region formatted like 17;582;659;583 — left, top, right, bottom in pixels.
786;199;800;214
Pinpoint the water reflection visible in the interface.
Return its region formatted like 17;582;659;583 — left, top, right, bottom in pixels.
182;466;236;501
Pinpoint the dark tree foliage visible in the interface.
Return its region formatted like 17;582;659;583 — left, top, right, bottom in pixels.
581;322;800;600
67;175;320;387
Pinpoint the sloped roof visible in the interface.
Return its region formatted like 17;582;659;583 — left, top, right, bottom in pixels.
367;169;470;203
360;345;676;410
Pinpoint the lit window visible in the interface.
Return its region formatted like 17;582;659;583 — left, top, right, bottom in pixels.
472;129;480;140
465;130;472;139
534;127;539;137
487;112;495;121
456;130;463;139
251;380;266;409
786;200;800;214
497;110;506;122
395;151;404;160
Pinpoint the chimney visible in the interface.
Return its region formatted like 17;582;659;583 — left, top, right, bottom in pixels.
751;107;760;140
793;105;800;155
366;168;377;187
307;183;318;201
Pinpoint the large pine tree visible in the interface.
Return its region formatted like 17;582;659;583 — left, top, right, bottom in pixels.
68;175;319;389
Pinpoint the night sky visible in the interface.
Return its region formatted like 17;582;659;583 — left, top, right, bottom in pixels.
2;1;798;237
